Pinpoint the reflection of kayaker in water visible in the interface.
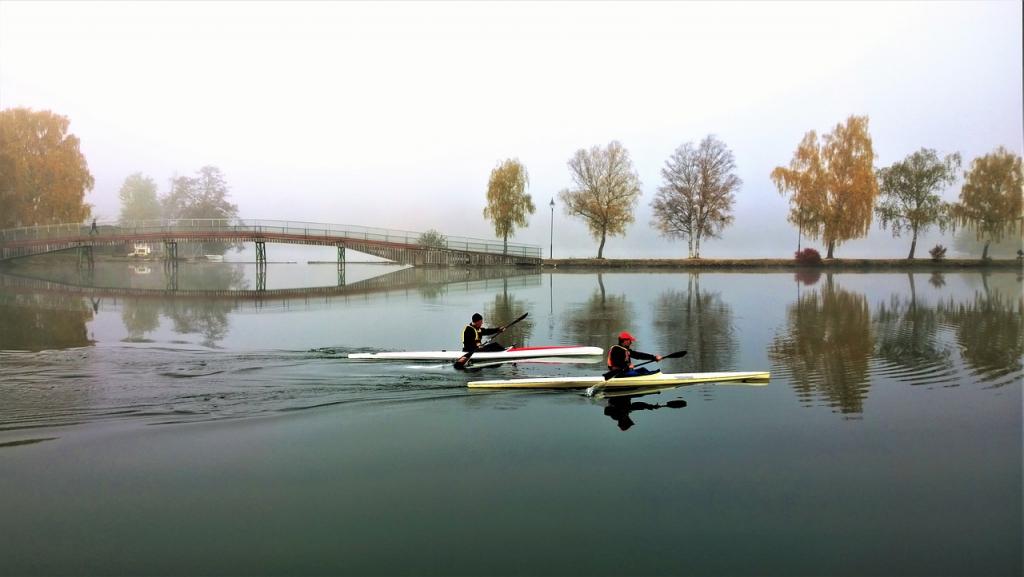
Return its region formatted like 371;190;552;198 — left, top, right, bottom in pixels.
604;395;687;431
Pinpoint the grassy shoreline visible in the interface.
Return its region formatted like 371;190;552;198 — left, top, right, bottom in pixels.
542;257;1023;269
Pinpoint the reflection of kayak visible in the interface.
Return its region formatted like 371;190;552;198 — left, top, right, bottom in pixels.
594;380;766;398
468;371;770;389
348;346;603;362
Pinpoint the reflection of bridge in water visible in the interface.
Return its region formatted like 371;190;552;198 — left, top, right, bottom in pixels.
0;219;542;266
0;267;543;313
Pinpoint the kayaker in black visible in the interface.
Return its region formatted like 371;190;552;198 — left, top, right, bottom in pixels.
607;331;662;377
461;313;506;355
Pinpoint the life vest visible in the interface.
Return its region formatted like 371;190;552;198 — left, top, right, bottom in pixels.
607;344;631;369
463;324;482;348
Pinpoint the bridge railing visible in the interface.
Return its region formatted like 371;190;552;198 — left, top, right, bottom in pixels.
0;218;543;258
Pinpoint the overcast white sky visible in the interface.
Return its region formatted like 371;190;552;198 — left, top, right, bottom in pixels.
1;1;1021;258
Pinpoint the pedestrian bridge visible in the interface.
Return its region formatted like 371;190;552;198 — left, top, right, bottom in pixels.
0;219;542;265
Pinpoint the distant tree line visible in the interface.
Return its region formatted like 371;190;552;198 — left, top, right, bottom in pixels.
3;106;1020;259
116;166;240;255
489;114;1020;260
117;166;238;224
0;108;238;230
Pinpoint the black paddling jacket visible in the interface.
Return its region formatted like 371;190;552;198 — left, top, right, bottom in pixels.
607;344;656;370
463;324;501;353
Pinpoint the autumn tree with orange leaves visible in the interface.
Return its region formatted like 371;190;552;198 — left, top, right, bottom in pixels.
949;147;1023;260
0;108;94;228
771;115;878;259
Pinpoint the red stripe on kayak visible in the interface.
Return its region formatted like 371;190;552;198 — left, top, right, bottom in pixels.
506;346;587;351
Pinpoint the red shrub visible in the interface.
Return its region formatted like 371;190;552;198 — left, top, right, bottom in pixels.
795;248;822;265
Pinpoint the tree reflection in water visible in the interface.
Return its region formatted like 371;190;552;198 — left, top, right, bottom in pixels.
653;273;737;372
483;277;534;347
154;265;247;347
770;274;873;414
794;270;822;286
563;273;634;351
121;299;161;343
938;290;1023;387
115;264;248;347
0;295;94;351
873;280;954;383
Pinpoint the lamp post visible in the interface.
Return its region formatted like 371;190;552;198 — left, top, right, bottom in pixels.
549;198;555;259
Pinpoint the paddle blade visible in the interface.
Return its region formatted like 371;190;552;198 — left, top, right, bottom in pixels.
453;351;474;370
662;350;688;360
601;369;618;380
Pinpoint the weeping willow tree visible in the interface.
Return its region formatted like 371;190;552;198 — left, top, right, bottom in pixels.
483;159;534;255
771;115;878;258
875;149;961;259
949;147;1023;260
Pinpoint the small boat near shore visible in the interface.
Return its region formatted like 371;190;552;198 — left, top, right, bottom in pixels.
348;345;604;362
468;370;770;389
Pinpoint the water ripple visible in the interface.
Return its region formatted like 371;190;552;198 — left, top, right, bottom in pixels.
0;346;473;430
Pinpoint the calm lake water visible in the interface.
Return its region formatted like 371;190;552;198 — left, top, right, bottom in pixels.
1;262;1020;576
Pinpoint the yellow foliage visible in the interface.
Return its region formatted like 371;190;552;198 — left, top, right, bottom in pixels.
483;158;534;253
772;116;878;257
951;147;1023;256
0;108;94;228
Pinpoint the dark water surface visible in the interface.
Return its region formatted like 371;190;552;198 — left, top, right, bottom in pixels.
1;263;1020;576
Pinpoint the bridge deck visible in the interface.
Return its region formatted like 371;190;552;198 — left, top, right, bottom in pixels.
0;219;542;265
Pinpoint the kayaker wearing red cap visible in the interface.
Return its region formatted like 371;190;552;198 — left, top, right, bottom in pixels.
607;331;662;377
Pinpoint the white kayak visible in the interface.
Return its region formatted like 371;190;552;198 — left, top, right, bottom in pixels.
348;345;604;362
467;370;770;389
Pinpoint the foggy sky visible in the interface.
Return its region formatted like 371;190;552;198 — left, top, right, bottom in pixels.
1;1;1021;259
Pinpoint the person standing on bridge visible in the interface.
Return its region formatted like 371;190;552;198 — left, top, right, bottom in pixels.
456;313;506;366
90;218;98;236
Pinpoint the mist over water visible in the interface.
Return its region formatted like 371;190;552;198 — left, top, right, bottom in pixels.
0;263;1020;576
1;263;1020;424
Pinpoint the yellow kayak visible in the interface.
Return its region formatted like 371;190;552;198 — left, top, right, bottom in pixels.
467;371;770;389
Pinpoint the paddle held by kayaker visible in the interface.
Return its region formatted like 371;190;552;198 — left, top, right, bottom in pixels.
607;331;662;377
455;313;506;367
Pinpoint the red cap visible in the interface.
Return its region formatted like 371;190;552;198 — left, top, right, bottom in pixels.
618;331;635;341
